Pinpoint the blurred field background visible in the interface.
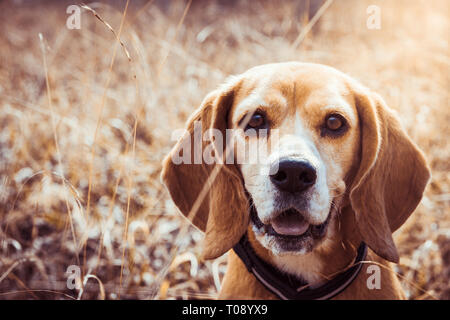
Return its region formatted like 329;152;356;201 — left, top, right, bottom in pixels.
0;0;448;300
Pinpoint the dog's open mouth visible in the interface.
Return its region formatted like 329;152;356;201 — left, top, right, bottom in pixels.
251;207;330;241
271;208;310;236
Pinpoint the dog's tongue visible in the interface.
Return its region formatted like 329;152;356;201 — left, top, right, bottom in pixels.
271;211;309;236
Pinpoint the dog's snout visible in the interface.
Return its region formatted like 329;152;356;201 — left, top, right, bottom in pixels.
270;159;317;193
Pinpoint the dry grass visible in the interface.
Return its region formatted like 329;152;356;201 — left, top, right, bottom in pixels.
0;0;448;300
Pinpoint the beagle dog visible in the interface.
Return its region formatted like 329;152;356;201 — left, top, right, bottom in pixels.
161;62;430;299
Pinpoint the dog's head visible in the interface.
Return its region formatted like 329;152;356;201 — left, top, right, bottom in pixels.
161;62;430;264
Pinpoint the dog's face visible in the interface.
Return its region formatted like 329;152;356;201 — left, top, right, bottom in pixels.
229;63;360;255
162;62;430;265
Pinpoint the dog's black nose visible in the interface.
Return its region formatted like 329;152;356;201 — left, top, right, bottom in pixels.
270;159;317;193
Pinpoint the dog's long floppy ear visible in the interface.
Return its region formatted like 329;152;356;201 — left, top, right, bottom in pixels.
161;80;249;260
350;88;431;263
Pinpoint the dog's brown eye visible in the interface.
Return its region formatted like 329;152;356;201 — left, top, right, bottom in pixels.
246;112;265;129
322;113;348;137
325;114;344;131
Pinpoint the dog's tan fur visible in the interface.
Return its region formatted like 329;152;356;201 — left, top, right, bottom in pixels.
161;62;430;299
